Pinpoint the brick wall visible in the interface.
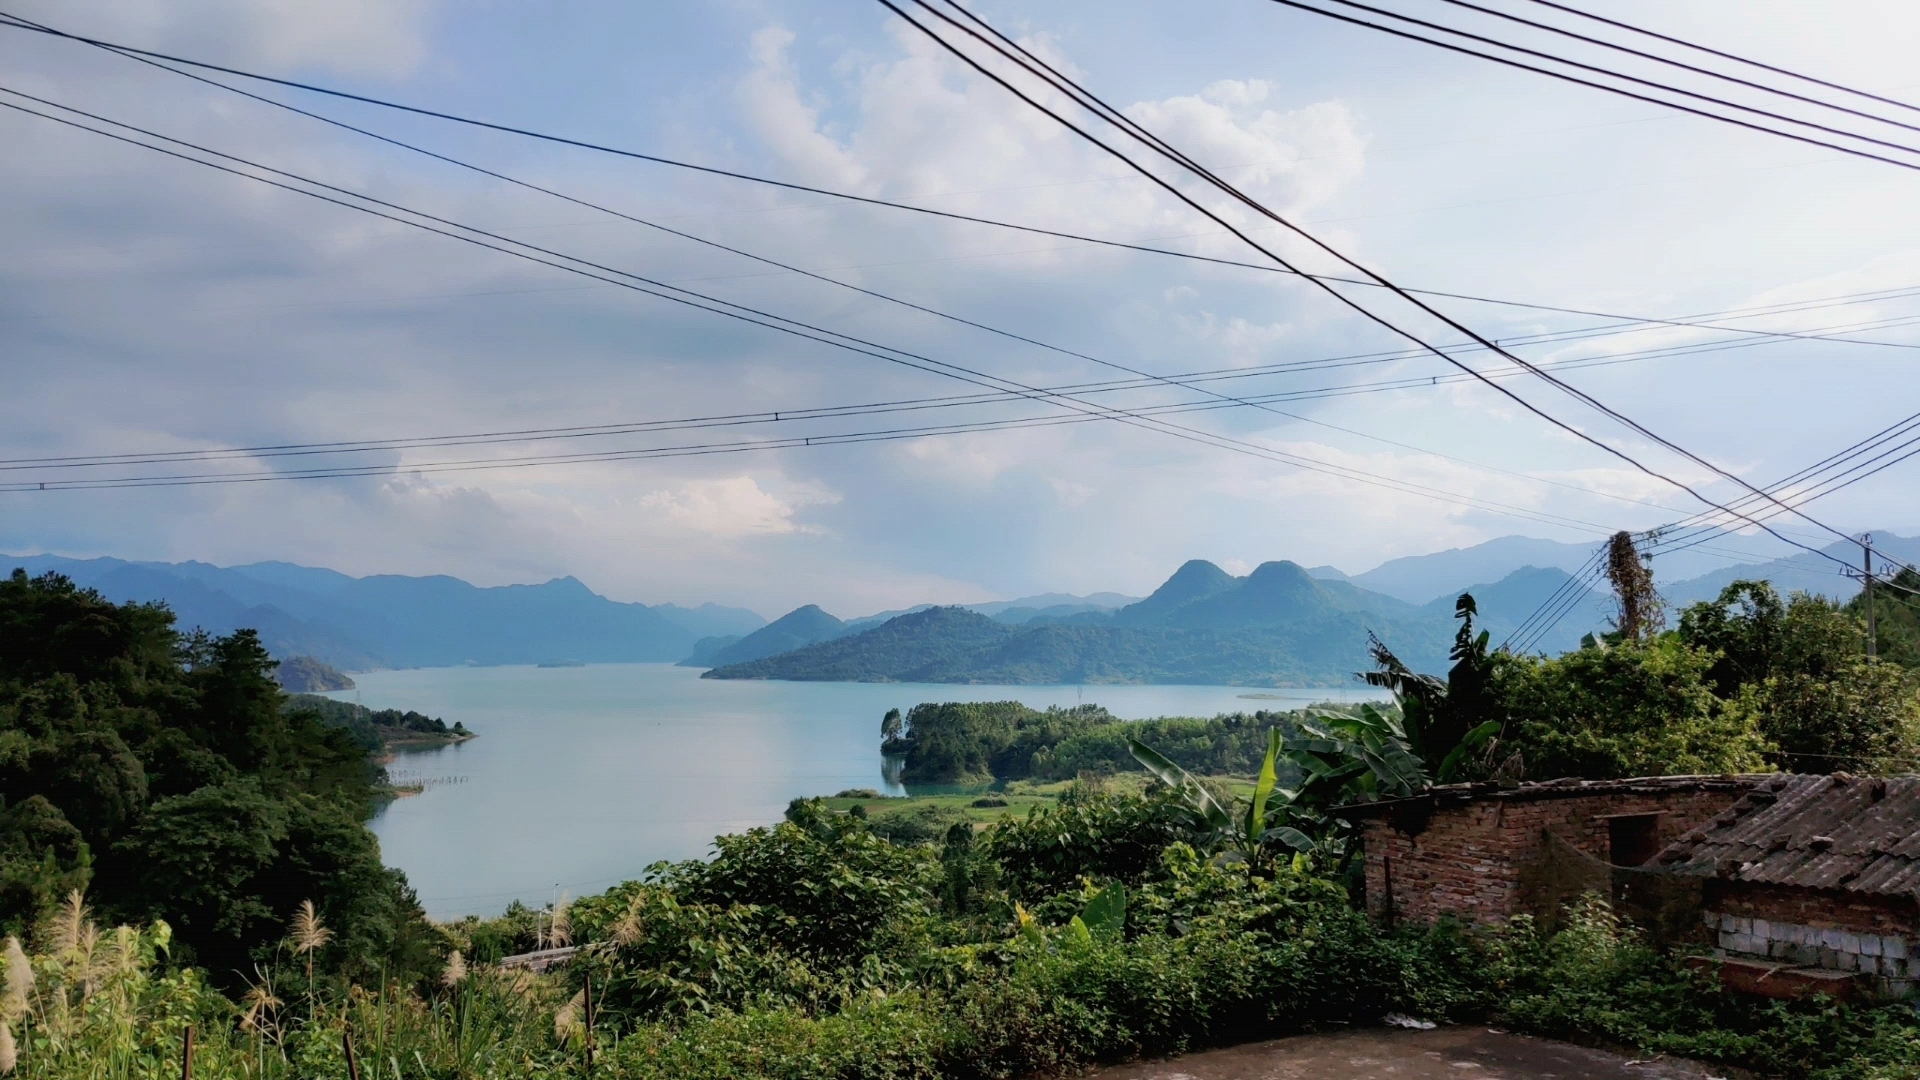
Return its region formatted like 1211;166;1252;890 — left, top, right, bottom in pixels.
1709;882;1918;936
1364;788;1744;926
1704;886;1918;997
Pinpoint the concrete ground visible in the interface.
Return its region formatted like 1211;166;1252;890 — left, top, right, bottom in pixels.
1082;1027;1732;1080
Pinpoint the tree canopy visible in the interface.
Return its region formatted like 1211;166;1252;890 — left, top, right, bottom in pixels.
0;569;438;984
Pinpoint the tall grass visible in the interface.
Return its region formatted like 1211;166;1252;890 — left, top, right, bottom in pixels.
0;891;572;1080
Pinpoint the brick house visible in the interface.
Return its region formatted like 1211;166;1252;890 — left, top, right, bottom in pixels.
1340;775;1762;928
1653;773;1920;999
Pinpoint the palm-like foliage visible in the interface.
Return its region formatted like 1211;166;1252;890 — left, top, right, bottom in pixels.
1130;726;1356;865
1363;592;1505;784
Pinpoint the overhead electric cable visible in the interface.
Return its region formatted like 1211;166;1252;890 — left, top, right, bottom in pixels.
0;85;1708;518
1504;544;1608;652
9;10;1911;574
1524;0;1920;118
0;93;1630;534
1261;0;1920;175
888;0;1875;579
1302;0;1920;160
1507;406;1920;650
1;9;1917;356
940;0;1920;586
0;67;1628;502
1436;0;1920;140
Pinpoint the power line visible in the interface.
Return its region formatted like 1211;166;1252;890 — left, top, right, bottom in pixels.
1265;0;1920;176
927;0;1920;597
10;84;1909;538
0;69;1649;510
891;0;1877;581
964;0;1920;585
1437;0;1920;141
1;9;1916;358
0;86;1689;522
10;9;1912;576
0;93;1637;534
1505;407;1920;650
1523;0;1920;120
1303;0;1920;161
15;291;1915;523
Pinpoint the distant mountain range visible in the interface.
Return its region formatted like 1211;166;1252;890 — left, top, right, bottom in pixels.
10;529;1902;682
676;591;1147;670
702;559;1611;686
2;554;764;670
698;530;1914;686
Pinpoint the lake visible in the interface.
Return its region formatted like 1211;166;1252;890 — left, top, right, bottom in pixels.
333;664;1385;918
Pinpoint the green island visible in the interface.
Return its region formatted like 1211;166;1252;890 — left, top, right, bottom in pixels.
285;693;474;758
6;558;1920;1079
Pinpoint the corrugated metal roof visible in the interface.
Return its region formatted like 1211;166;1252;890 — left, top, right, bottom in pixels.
1336;774;1764;817
1655;774;1920;896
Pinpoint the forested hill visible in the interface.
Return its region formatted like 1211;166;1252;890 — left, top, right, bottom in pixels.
702;559;1621;685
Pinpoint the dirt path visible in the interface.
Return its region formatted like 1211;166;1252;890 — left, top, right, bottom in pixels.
1082;1027;1731;1080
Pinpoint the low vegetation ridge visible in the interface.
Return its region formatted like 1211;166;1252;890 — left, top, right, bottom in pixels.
285;693;473;757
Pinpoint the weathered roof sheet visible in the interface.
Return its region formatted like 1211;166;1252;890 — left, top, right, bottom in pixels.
1655;773;1920;896
1336;774;1764;818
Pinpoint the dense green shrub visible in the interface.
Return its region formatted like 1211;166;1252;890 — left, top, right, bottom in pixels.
1499;637;1772;778
982;793;1194;900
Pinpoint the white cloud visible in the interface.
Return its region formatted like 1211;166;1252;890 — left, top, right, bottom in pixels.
734;20;1368;272
1126;81;1366;214
8;0;437;78
637;475;828;538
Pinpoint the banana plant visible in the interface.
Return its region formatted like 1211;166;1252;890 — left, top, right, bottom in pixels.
1131;728;1340;862
1363;593;1507;782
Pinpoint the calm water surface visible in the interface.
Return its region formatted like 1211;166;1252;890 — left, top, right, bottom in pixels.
334;664;1383;918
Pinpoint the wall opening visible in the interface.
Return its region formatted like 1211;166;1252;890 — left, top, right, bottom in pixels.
1608;813;1662;867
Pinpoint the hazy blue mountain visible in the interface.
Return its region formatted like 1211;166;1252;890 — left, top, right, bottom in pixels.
706;561;1454;686
990;602;1126;624
968;591;1140;617
1304;565;1349;581
1348;536;1600;604
694;605;851;667
706;606;1015;682
652;603;769;639
1111;559;1241;625
1424;565;1612;656
3;553;765;670
1654;535;1920;609
679;635;743;668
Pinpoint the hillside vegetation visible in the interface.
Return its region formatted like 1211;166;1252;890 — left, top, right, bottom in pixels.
0;569;440;985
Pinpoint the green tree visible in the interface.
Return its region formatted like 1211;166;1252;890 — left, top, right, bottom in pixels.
1679;579;1917;771
880;707;903;745
0;569;438;987
1729;661;1920;773
1499;636;1772;779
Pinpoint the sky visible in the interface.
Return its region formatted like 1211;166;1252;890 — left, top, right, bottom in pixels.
3;0;1919;616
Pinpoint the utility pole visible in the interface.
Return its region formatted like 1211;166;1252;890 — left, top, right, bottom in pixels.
1864;533;1878;661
